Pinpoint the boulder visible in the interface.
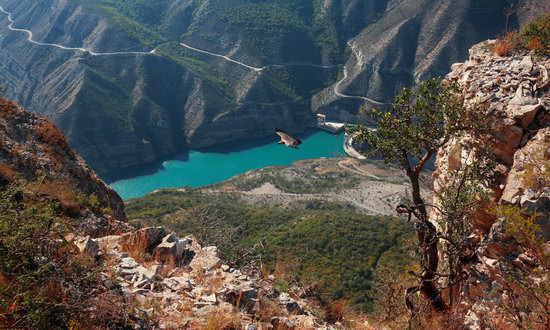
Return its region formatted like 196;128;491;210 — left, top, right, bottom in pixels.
220;284;258;312
519;55;533;73
278;293;304;314
195;294;217;307
152;234;191;264
510;103;541;128
120;257;140;269
121;227;167;254
163;276;193;292
74;236;100;258
190;246;222;271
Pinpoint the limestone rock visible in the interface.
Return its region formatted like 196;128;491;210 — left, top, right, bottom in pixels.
510;103;541;128
74;236;100;258
190;246;222;271
152;234;191;264
437;41;550;327
120;227;167;253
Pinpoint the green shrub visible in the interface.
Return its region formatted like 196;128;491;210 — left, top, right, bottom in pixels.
0;181;130;328
520;13;550;55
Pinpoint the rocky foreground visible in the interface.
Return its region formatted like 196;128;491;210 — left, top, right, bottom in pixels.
72;226;342;329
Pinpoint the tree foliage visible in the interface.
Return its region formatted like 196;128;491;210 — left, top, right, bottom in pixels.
350;78;491;313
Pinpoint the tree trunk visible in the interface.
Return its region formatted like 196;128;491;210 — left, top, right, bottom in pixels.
409;173;447;312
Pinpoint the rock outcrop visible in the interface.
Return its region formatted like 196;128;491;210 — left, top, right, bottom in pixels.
435;41;550;328
83;227;333;329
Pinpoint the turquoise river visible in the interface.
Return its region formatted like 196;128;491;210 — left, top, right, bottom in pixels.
105;130;345;200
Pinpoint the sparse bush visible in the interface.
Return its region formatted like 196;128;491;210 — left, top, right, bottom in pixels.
521;145;550;192
0;180;130;328
520;13;550;55
490;204;550;328
493;205;545;260
36;180;81;216
494;32;518;56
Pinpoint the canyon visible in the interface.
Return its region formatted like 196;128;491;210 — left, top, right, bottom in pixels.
1;0;547;174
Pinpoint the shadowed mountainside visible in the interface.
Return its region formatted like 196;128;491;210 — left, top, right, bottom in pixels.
0;0;548;174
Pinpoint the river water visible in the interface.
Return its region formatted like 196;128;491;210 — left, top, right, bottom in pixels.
105;130;345;200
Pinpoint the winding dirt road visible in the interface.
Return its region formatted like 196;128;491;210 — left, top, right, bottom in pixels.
334;67;386;105
1;4;386;104
0;5;155;56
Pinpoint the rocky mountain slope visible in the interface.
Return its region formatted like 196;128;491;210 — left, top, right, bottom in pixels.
434;40;550;327
0;98;126;235
1;0;548;173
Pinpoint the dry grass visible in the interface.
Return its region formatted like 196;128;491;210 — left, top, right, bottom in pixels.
494;32;518;56
204;271;225;295
203;306;241;330
85;292;132;326
0;164;15;184
35;120;66;148
526;37;543;51
257;297;286;322
324;299;351;323
120;233;150;263
36;180;80;216
159;299;195;329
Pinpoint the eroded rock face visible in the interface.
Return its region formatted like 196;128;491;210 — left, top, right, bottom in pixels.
435;41;550;328
437;41;550;216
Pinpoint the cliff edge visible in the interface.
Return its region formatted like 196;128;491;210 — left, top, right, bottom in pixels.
436;40;549;328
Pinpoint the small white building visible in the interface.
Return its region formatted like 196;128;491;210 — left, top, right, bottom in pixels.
315;113;345;133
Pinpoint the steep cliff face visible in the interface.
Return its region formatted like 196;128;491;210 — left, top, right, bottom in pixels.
0;0;322;173
435;41;549;327
0;98;126;235
313;0;550;118
1;0;548;174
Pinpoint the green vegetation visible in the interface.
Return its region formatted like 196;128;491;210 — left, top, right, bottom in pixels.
520;12;550;55
156;42;235;99
75;0;345;63
82;0;171;46
0;178;130;329
222;166;360;194
66;61;135;143
68;0;344;104
494;12;550;56
126;189;414;311
212;0;343;63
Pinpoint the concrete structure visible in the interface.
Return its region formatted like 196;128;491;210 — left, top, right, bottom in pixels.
315;114;346;133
